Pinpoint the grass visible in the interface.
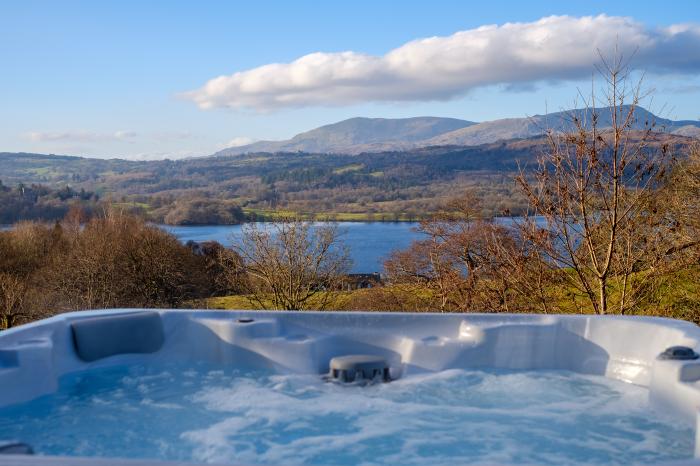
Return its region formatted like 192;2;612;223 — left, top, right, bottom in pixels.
26;167;53;176
242;208;307;220
242;208;419;222
317;212;381;221
635;267;700;322
332;164;364;174
112;201;151;211
206;295;256;309
201;284;436;312
200;267;700;324
239;156;271;163
205;291;356;310
315;212;365;221
320;212;420;221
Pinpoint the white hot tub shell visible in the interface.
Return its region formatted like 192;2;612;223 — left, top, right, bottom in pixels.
2;309;700;465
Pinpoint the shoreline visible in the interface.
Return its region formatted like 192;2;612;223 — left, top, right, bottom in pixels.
1;214;534;229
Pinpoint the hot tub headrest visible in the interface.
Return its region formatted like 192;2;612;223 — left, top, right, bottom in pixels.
71;311;165;362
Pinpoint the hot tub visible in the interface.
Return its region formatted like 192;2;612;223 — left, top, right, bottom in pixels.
1;310;700;465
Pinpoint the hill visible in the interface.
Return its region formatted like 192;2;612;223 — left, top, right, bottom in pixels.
426;106;700;146
213;107;700;157
214;116;475;156
1;131;695;224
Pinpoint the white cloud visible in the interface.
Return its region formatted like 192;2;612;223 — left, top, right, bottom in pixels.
113;130;138;140
23;130;199;146
24;130;138;143
151;130;195;141
19;131;203;160
184;15;700;111
224;136;255;147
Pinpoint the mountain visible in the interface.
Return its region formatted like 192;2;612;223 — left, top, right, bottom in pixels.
214;117;475;156
214;107;700;157
427;106;700;146
672;125;700;139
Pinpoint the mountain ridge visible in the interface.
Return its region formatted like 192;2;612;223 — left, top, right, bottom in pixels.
214;107;700;157
216;116;475;156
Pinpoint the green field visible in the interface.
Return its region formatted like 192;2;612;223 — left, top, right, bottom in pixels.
332;164;364;174
199;267;700;324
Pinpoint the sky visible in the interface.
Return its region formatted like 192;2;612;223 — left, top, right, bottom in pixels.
2;0;700;160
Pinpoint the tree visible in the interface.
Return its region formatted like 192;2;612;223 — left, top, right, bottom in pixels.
385;192;488;311
234;219;351;310
163;197;245;225
663;143;700;263
384;191;556;312
0;222;62;329
187;240;247;296
0;273;33;329
0;210;240;329
47;211;216;310
516;55;673;314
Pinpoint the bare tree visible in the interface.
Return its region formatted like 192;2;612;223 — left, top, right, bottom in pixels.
482;221;563;314
385;192;487;311
516;55;672;314
234;219;351;310
0;273;33;329
0;222;63;328
663;143;700;262
385;191;556;312
46;210;216;310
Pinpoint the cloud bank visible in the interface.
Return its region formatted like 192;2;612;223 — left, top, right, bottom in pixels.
24;130;138;143
23;130;198;144
224;136;255;147
184;15;700;111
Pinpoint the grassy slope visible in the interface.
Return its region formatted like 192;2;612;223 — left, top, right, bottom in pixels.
201;268;700;324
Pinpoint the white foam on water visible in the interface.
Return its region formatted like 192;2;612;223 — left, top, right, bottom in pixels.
180;369;690;465
0;363;693;465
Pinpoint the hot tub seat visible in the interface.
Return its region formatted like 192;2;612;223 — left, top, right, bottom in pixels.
71;311;165;362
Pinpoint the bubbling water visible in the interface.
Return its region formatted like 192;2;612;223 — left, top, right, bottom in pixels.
0;363;693;465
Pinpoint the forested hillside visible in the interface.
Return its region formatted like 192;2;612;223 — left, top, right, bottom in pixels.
1;131;696;223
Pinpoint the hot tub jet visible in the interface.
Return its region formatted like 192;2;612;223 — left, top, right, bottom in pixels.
326;355;391;384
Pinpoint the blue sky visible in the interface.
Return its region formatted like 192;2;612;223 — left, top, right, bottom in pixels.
2;0;700;159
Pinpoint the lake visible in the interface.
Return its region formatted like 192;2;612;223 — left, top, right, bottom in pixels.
161;222;423;273
0;222;427;273
2;219;531;274
161;218;532;274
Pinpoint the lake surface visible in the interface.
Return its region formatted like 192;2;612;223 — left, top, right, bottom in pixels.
162;222;422;273
2;219;532;274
